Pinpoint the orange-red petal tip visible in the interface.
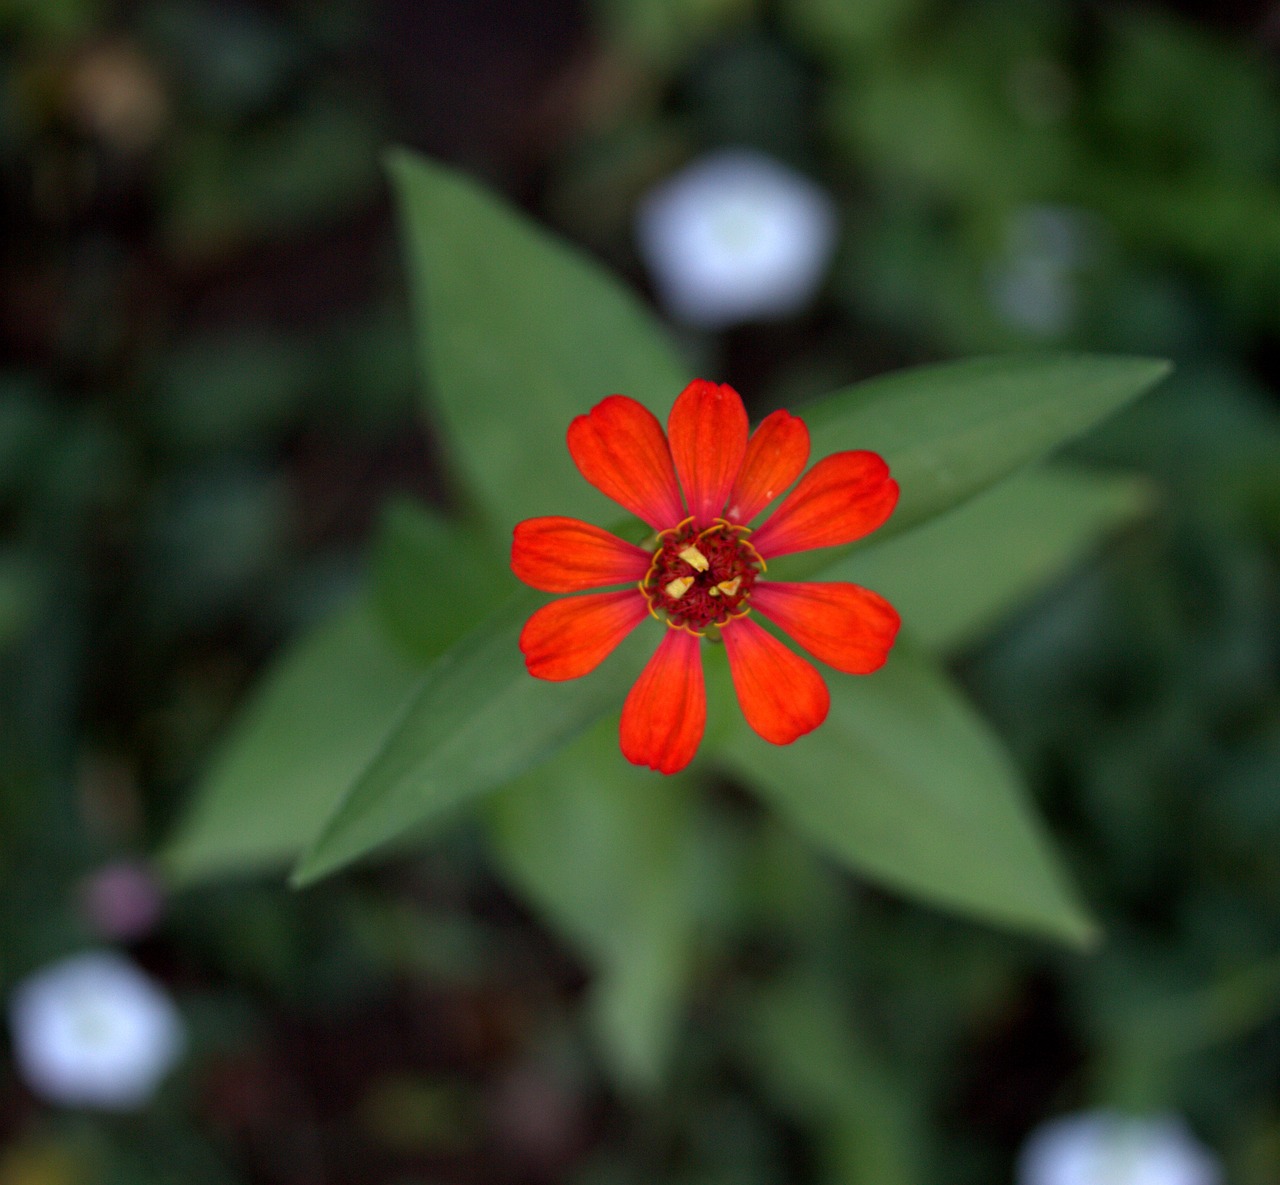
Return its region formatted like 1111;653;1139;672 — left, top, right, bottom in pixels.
619;628;706;774
722;617;829;745
751;451;897;559
668;379;749;526
752;581;900;674
725;408;811;524
566;395;685;530
519;590;648;682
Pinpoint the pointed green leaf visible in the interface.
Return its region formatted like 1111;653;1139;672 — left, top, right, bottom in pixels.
833;465;1153;652
293;598;658;885
781;353;1170;578
164;509;507;883
371;498;508;662
389;149;686;534
486;721;696;1089
721;643;1095;946
161;600;421;883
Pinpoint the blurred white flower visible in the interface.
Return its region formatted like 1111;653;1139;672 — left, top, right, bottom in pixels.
987;205;1095;338
8;951;185;1110
1017;1111;1223;1185
636;149;838;329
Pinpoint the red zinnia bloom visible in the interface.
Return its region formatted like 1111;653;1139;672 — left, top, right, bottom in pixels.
511;380;901;774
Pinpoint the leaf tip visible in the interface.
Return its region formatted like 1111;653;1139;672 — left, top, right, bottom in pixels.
382;144;419;181
287;855;329;890
1111;354;1174;397
1055;909;1104;952
1139;356;1174;384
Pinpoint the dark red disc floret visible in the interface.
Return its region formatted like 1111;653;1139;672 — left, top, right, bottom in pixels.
640;518;765;634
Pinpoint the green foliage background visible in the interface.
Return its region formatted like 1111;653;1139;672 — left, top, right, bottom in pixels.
2;1;1280;1182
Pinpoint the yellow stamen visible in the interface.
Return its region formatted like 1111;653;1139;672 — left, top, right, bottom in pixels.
716;577;742;597
678;545;709;572
664;576;694;600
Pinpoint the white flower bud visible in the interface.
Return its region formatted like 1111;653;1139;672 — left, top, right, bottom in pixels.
636;149;838;329
1018;1111;1223;1185
8;951;185;1110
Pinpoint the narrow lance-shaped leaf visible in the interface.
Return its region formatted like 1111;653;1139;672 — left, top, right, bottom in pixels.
292;596;657;886
832;464;1153;653
777;353;1170;578
162;508;504;883
372;497;509;662
719;642;1096;946
736;969;923;1185
486;721;697;1090
389;149;687;534
161;600;422;883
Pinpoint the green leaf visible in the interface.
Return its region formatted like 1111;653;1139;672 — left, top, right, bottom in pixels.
736;969;922;1185
0;552;44;653
486;721;696;1089
781;353;1170;577
720;643;1096;946
161;600;422;883
833;464;1153;652
292;598;659;886
371;498;509;662
389;149;687;534
166;492;529;883
1096;953;1280;1110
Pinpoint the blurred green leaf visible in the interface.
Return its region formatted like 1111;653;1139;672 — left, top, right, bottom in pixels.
371;498;509;662
0;0;100;40
162;599;421;882
142;465;287;635
835;464;1153;652
167;493;525;881
293;599;657;886
1097;953;1280;1110
686;36;810;158
591;0;757;69
324;306;419;427
782;0;926;62
0;552;44;652
387;148;686;534
721;643;1095;945
487;720;697;1088
831;5;1073;205
165;98;380;254
1097;10;1280;177
779;353;1170;577
0;379;59;500
737;969;921;1185
154;333;317;450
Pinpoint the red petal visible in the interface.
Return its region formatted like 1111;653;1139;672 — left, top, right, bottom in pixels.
619;628;706;774
750;451;898;559
722;617;829;745
519;590;648;681
667;379;749;525
567;395;685;530
725;409;810;524
512;516;652;593
752;581;900;674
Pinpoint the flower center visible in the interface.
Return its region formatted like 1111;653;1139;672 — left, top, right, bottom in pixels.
640;518;764;635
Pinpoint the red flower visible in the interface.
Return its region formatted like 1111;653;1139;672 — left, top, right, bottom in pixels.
511;380;901;774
